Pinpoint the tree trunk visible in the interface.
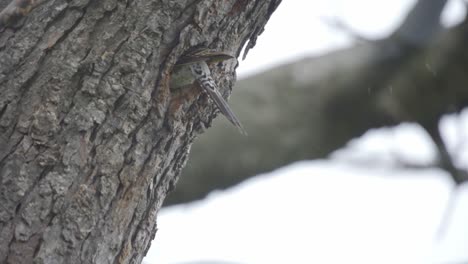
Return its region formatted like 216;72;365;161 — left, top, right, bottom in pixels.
0;0;281;263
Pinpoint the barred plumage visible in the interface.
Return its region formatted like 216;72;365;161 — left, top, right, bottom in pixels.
190;61;247;135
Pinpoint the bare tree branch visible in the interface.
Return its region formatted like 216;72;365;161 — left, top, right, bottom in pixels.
166;2;468;206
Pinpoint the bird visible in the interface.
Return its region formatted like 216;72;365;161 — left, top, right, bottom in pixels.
170;49;247;135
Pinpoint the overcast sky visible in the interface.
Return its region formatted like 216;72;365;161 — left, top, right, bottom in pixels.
237;0;466;77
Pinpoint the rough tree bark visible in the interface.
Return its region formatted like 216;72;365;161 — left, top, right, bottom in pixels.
0;0;281;263
165;0;468;206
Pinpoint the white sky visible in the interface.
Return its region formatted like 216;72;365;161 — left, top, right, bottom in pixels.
144;1;468;263
237;0;466;77
147;162;453;264
144;119;468;264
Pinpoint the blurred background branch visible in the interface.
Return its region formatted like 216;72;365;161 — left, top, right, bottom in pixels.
165;0;468;206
